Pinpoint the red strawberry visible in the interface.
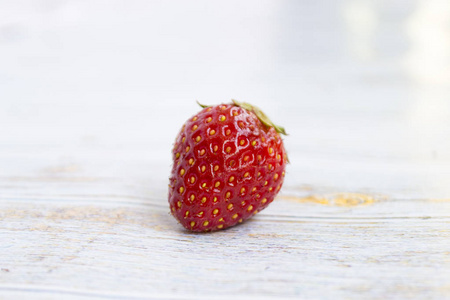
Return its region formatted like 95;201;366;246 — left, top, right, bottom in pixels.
168;100;287;232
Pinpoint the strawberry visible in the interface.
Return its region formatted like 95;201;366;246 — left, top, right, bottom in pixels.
168;100;287;232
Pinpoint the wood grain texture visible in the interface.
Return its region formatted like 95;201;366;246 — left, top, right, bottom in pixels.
2;0;450;299
1;162;450;299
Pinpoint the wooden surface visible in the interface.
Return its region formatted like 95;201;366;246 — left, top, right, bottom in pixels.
1;1;450;299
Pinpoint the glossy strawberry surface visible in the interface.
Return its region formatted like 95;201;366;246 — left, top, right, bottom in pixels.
168;102;287;232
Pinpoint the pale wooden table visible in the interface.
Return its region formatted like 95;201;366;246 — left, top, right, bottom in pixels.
1;1;450;299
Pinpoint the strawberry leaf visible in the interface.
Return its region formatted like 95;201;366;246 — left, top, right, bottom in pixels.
232;99;287;135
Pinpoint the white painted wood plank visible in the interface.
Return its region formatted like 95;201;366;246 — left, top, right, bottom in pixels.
1;180;450;299
1;1;450;299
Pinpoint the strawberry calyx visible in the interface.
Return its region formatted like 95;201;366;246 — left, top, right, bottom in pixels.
231;99;287;135
196;100;210;109
197;100;287;135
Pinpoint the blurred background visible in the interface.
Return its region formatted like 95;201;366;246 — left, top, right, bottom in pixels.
1;0;450;198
